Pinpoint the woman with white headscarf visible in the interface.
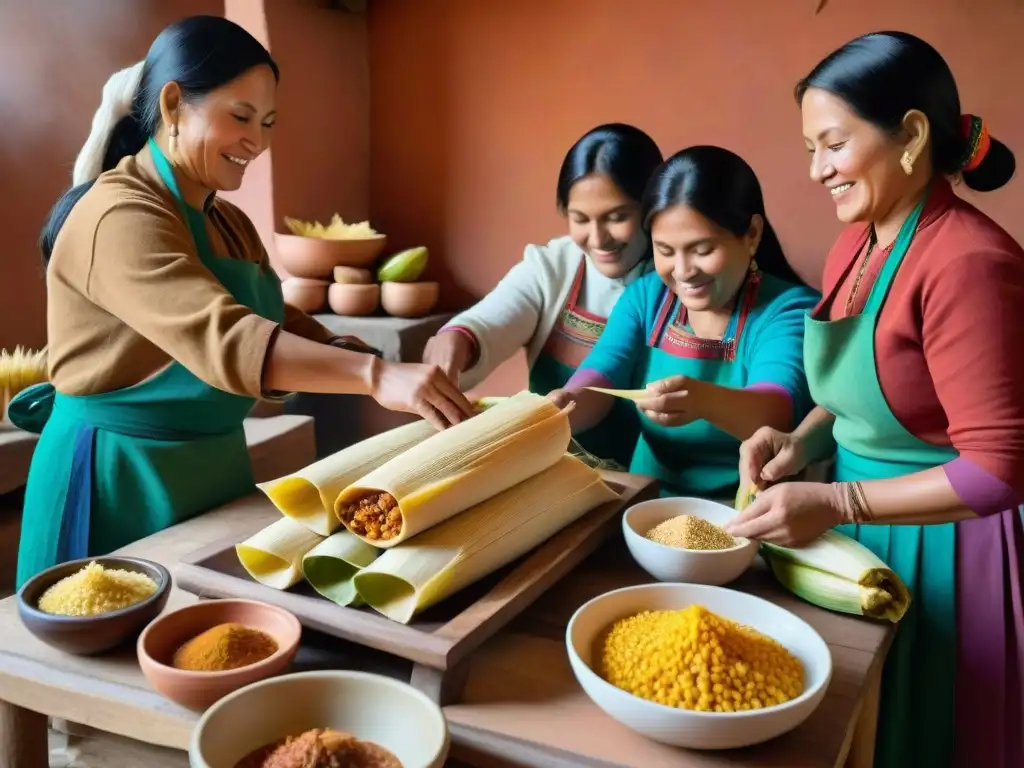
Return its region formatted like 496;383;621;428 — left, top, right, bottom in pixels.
11;16;473;588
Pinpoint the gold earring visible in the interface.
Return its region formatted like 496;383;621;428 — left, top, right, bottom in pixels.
168;124;179;155
901;151;914;176
749;259;759;273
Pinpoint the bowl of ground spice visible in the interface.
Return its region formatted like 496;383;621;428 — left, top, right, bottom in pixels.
138;599;301;711
622;497;758;585
17;557;171;656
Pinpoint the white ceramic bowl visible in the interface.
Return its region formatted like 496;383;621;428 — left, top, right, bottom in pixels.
189;671;449;768
566;583;832;750
623;497;758;585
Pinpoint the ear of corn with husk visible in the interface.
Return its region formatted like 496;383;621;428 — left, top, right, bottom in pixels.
353;454;618;623
334;390;572;548
257;419;439;536
735;484;911;622
0;346;48;420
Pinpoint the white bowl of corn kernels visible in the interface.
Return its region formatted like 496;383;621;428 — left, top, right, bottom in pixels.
566;583;832;749
622;497;758;585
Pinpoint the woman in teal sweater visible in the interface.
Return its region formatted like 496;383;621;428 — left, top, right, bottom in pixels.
553;146;819;499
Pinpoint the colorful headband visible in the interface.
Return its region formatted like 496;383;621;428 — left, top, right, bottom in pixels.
959;114;991;173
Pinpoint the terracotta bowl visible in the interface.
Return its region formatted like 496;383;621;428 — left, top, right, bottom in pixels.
17;556;171;656
138;598;301;712
189;671;449;768
281;277;328;314
380;281;439;318
328;283;380;316
274;233;388;278
332;266;373;285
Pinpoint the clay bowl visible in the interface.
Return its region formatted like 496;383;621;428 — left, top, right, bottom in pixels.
274;233;388;278
328;283;380;316
138;598;301;712
17;557;171;656
380;281;439;318
281;277;328;314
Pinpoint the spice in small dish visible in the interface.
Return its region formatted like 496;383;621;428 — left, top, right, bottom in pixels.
36;561;158;617
172;622;278;672
234;728;402;768
645;514;736;551
600;605;805;712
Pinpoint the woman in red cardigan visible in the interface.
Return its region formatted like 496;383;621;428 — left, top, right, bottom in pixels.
727;31;1023;768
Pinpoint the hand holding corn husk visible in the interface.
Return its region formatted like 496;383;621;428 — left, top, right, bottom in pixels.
738;425;809;492
724;480;846;546
732;484;911;623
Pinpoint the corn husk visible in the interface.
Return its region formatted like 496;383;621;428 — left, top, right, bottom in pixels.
736;484;911;622
335;390;572;548
301;530;381;607
236;517;325;590
257;420;438;536
583;386;649;401
0;346;48;421
353;454;618;623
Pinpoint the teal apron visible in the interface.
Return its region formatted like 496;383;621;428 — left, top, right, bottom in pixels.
11;139;285;589
804;200;956;768
632;272;762;498
530;260;638;468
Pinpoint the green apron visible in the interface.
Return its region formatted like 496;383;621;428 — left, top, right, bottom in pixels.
12;139;285;589
631;273;761;498
530;260;638;468
803;200;957;768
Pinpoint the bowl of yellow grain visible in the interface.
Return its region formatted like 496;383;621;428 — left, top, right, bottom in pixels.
566;582;832;749
622;497;758;585
17;557;172;656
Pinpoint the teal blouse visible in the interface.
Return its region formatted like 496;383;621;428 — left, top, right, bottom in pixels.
566;270;820;498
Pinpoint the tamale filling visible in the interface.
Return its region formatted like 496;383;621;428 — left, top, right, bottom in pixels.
339;492;403;540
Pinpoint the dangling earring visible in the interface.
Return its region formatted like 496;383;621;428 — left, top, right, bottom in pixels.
900;151;914;176
168;124;179;158
748;258;759;273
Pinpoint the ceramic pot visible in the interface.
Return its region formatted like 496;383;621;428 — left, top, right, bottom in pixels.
328;283;380;317
380;281;439;319
332;266;374;285
282;277;329;314
274;233;388;279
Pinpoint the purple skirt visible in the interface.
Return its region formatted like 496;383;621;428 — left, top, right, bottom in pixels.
955;505;1024;768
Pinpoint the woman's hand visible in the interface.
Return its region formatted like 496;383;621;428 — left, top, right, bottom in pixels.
738;426;808;492
633;376;705;427
422;331;474;385
368;359;475;430
722;481;846;546
547;388;576;410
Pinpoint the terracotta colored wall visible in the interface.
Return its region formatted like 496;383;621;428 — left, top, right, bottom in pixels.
367;0;1024;391
0;0;223;353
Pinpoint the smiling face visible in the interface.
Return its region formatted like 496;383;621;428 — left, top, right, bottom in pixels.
565;173;647;279
801;87;923;227
651;204;760;313
165;64;277;195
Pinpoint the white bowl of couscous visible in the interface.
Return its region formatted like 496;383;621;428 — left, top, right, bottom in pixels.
566;583;832;749
622;497;758;585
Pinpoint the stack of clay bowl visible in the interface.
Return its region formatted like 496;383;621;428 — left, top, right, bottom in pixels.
274;216;388;315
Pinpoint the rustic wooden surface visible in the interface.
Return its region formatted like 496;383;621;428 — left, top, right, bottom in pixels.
174;471;657;706
0;489;893;768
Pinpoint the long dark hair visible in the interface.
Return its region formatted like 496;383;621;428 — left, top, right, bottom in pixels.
39;16;279;264
641;145;804;285
796;31;1014;192
555;123;664;211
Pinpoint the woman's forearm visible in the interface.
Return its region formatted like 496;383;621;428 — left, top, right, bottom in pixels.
698;384;793;442
842;465;977;525
262;330;376;395
793;405;836;463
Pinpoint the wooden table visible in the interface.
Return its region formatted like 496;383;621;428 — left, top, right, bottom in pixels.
0;493;892;768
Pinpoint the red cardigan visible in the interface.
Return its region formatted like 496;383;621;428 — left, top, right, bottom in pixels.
814;180;1024;514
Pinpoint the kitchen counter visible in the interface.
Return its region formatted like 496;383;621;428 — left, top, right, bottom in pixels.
0;490;891;768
